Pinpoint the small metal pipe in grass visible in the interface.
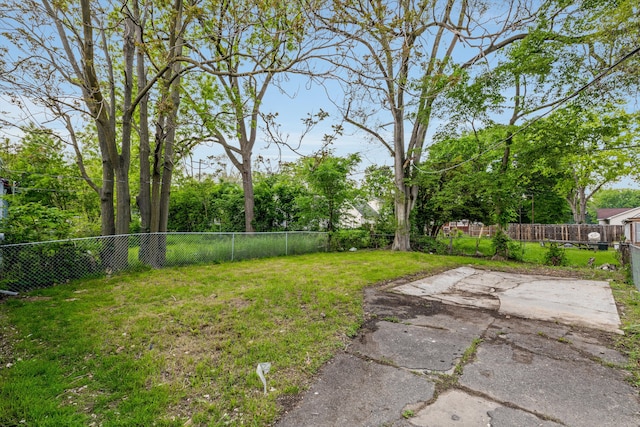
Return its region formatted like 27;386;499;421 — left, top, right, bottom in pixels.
0;289;18;296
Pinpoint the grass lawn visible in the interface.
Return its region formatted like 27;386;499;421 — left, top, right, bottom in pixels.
444;235;619;267
0;249;637;426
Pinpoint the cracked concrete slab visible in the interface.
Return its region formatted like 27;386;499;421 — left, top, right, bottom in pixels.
499;278;621;333
460;343;640;427
407;310;494;334
277;269;638;427
410;389;498;426
564;331;629;366
394;267;622;333
394;266;478;296
275;353;434;427
349;321;472;372
411;390;562;427
487;316;628;366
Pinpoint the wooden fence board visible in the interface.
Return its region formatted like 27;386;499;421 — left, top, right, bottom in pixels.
507;224;623;243
464;224;623;243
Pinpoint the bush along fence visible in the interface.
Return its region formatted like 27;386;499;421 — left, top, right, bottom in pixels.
0;232;329;294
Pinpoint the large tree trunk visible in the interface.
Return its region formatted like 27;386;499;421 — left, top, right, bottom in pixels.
391;104;411;250
141;0;184;268
136;0;151;235
80;0;132;270
99;162;116;236
241;156;255;233
577;188;587;224
567;187;588;224
393;197;412;251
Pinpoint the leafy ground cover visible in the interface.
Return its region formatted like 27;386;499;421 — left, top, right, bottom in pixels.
0;249;636;426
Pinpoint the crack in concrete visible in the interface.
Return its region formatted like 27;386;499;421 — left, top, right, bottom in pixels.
454;385;568;426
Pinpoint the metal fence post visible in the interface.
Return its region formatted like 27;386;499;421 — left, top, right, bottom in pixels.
285;232;288;256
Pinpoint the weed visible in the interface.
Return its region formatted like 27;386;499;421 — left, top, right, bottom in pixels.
402;409;414;419
544;243;568;266
491;229;511;259
434;373;458;391
381;316;401;323
454;338;482;376
345;324;360;338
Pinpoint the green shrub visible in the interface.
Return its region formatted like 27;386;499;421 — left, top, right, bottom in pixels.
544;242;568;266
507;241;524;262
0;242;102;292
329;229;370;250
491;228;510;258
412;235;448;254
491;228;523;261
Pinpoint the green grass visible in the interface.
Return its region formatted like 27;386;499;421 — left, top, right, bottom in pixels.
0;249;634;426
445;236;618;267
611;278;640;387
0;251;469;426
127;233;329;268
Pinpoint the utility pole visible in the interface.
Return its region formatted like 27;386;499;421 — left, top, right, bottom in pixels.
531;193;534;225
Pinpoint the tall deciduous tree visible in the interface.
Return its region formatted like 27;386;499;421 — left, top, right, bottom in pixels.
315;0;569;250
133;0;192;267
183;0;329;232
524;104;639;224
0;0;126;237
0;0;192;266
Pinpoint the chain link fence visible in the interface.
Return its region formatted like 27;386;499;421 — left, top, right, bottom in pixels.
631;245;640;291
0;232;328;294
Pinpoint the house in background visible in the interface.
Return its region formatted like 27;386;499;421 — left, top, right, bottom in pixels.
624;213;640;245
342;200;382;229
597;207;640;226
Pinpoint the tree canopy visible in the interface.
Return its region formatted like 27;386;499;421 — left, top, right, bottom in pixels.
0;0;639;250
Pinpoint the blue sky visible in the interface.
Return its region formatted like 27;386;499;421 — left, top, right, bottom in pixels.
1;1;638;191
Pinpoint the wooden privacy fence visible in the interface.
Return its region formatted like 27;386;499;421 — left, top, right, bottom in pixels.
465;224;624;243
508;224;623;243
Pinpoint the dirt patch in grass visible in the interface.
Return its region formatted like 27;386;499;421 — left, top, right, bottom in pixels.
227;297;251;310
0;311;17;368
22;296;53;302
